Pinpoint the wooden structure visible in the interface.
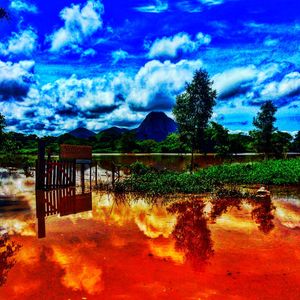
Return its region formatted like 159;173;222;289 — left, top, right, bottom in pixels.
60;144;92;161
36;187;92;238
36;142;93;191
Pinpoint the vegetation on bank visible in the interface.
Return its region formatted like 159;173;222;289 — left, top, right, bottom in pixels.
115;158;300;195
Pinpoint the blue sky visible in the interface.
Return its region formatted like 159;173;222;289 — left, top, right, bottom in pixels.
0;0;299;136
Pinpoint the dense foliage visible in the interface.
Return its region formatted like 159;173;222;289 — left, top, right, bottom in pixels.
117;158;300;194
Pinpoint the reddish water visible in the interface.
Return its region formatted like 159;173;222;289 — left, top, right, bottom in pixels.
1;169;300;299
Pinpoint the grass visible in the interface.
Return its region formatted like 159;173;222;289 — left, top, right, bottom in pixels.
116;158;300;195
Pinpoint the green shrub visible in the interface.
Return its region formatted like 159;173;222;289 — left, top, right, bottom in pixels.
118;158;300;195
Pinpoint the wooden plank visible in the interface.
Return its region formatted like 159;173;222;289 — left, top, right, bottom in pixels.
60;144;92;160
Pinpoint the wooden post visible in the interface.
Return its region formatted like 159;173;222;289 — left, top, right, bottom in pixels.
81;163;85;193
36;190;46;238
95;162;98;186
72;160;76;187
36;140;46;190
89;163;92;191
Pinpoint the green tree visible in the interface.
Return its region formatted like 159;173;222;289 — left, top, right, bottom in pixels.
228;133;253;154
272;131;293;158
117;131;138;153
159;133;188;153
292;131;300;152
137;139;158;153
173;69;217;171
252;101;277;158
206;122;230;157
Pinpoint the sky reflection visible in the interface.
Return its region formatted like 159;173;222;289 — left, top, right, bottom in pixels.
0;170;300;299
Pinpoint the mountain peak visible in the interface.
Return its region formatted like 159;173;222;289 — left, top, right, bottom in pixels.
68;127;96;139
136;111;177;142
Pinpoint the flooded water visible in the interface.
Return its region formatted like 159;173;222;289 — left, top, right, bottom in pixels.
1;168;300;299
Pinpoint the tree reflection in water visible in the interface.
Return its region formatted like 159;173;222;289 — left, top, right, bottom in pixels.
249;197;275;234
167;197;214;268
0;231;21;286
210;197;242;221
210;191;276;234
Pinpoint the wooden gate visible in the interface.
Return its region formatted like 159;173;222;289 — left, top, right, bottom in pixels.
45;160;76;189
36;159;76;190
36;188;92;238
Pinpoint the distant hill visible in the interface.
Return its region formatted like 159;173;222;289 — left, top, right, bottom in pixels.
98;126;129;136
96;126;129;141
136;112;177;142
68;127;96;139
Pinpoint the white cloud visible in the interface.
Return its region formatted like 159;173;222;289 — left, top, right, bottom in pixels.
0;60;35;100
199;0;224;5
260;72;300;99
49;0;104;53
135;0;168;13
0;28;38;57
10;0;38;14
263;37;279;47
213;66;257;99
212;61;300;108
2;58;300;135
176;0;225;12
127;59;203;110
148;32;211;58
81;48;97;58
41;75;118;115
111;49;129;64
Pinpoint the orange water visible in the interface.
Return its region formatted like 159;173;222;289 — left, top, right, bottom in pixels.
0;171;300;299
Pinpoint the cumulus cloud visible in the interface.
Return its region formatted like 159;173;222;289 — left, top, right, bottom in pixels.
213;61;300;108
127;59;203;111
0;28;38;58
260;72;300;100
0;60;35;101
49;0;104;53
213;66;257;99
111;49;129;64
41;75;122;117
134;0;168;13
1;57;203;134
2;56;299;136
9;0;38;14
147;32;211;59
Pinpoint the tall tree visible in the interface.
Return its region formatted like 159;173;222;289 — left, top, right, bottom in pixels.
173;69;217;171
252;101;277;158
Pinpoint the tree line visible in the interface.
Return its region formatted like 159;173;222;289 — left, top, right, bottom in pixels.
173;69;300;170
